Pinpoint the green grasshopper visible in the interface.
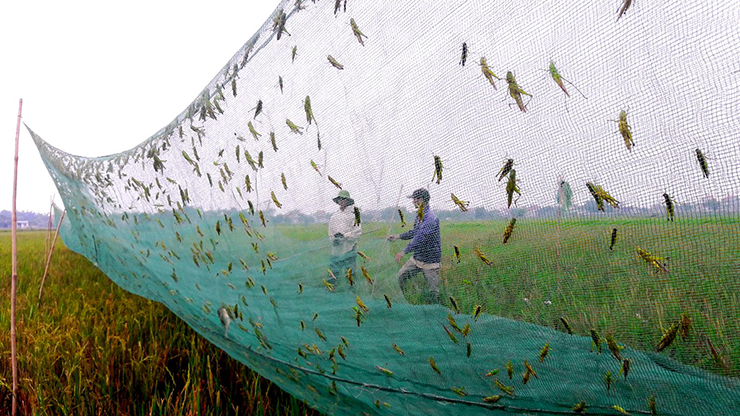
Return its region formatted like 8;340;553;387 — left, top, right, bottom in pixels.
271;191;282;209
480;57;501;89
248;121;261;140
506;170;521;208
506;71;532;112
304;95;316;125
328;176;342;189
615;110;634;151
327;55;344;70
350;19;367;46
286;119;303;134
451;193;469;211
547;61;587;99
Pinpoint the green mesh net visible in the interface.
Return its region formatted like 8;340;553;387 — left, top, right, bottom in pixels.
30;0;740;414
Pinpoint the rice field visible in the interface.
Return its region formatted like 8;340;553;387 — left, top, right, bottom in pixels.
0;230;321;415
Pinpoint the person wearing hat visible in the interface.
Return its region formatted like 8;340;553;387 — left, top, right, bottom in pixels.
387;188;441;304
328;190;362;283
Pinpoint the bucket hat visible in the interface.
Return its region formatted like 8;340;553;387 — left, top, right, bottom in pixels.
333;190;355;205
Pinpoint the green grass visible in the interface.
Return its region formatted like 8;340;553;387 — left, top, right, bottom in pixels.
321;216;739;378
2;214;737;414
267;216;738;377
0;230;321;415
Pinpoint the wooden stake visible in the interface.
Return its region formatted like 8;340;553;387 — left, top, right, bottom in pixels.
11;98;22;416
38;210;65;306
45;196;53;259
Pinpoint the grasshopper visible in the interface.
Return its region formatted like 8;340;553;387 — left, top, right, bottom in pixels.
286;119;303;134
606;333;624;360
539;342;550;362
656;322;679;351
451;193;469;211
502;218;516;244
480;57;501;89
560;317;573;335
353;206;361;226
328;176;342;189
350;19;367;46
547;61;587;99
497;159;514;182
248;121;261;140
432;155;443;184
304;95;315;125
610;228;618;250
310;160;322;176
615;110;634;151
327;55;344;70
506;170;521;208
663;193;675;221
475;247;494;266
506;71;532;112
253;100;263;119
271;191;282;209
695;148;709;178
495;379;514;396
617;0;633;21
429;355;442;375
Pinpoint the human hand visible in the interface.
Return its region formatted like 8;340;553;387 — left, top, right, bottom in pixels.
387;234;397;242
395;252;404;264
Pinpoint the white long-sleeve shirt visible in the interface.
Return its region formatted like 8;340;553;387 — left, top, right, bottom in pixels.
328;204;362;256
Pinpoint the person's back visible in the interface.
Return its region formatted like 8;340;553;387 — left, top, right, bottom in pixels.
402;206;441;265
328;190;361;283
388;188;441;304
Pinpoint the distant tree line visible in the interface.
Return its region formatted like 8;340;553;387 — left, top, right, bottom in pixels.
0;210;50;229
6;194;736;229
265;195;740;224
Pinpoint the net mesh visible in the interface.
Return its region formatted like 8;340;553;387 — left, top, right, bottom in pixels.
30;0;740;414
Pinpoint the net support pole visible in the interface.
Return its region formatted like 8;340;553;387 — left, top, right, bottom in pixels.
38;209;65;306
45;197;53;259
10;98;22;416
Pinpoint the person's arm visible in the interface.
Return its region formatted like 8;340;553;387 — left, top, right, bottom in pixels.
398;228;415;240
346;223;362;240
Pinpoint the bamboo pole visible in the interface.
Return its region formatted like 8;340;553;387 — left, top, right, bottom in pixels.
38;209;65;306
11;98;22;416
45;197;53;259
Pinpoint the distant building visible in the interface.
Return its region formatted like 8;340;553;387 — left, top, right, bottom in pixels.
16;220;29;229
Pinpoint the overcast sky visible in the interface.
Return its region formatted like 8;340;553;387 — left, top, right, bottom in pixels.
3;0;739;216
0;0;279;212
